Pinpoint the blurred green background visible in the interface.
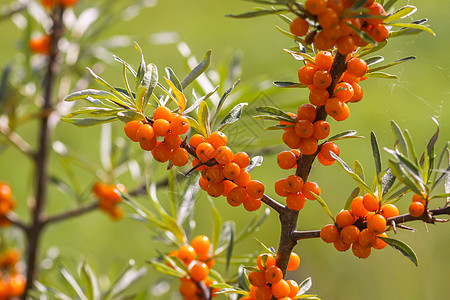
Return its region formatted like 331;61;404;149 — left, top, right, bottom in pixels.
1;0;450;299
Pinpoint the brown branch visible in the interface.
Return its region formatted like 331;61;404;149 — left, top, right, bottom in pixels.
261;194;285;215
23;5;66;298
42;202;99;226
290;205;450;241
4;212;28;232
0;125;34;157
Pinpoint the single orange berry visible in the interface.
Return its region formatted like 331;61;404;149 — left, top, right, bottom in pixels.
295;120;314;138
326;0;344;14
305;0;327;15
198;177;209;191
409;201;425;217
152;142;172;162
362;193;379;212
227;187;247;207
334;82;354;103
325;97;344;118
205;165;224;184
153;106;173;121
352;241;371;259
124;120;143;142
350;196;368;218
171;147;189;166
140;135;157;151
178;245;197;265
275;179;289;197
285;175;304;193
369;24;389;42
164;132;182;149
282;128;301;149
313;31;335;51
272;279;290;299
208;131;228;148
233;152;250;169
290;17;309;37
255;284;273;300
373;232;388;250
318;8;339;30
287;252;300;271
287;279;300;298
298;65;317;85
189;134;207;148
358;228;377;248
191;235;210;256
349;82;363;103
313;70;332;89
366;2;386;26
286;192;306;211
7;274;26;297
340;225;360;244
153;119;171;136
312;120;330;140
380;204;399;219
299;137;318;155
234;169;251;187
214;146;234;165
336;210;355;228
189;261;209;282
277;151;297;170
246;180;265;200
347;57;367;77
243;194;262;211
333;238;351;252
257;253;276;270
412;191;427;205
223;162;241;180
336;35;355;55
196;142;215;163
222;180;236;197
320;224;339;243
297;104;317;122
317;152;335;166
248;271;266;287
302;181;321;200
315;51;334;70
179;279;198;297
265;265;283;284
29;35;51;55
309;88;330;106
171;115;190;135
367;213;386;234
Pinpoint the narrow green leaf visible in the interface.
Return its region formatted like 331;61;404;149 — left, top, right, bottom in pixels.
430;193;450;200
383;0;398;11
264;125;293;130
384;5;417;22
432;142;449;187
275;26;311;50
404;129;418;165
420;117;439;165
387;22;435;35
364;72;398;79
273;81;307;88
63;89;132;109
223;222;235;274
209;197;222;253
359;41;388;58
389;19;428;38
177;175;199;226
60;117;118;127
217;103;248;131
107;265;147;299
254;239;276;256
80;263;101;300
198;101;210;138
149;260;185;278
134;42;146;90
184;86;218;115
117;110;145;123
256;106;295;119
388;160;423;196
354;160;365;183
113;55;137;77
86;68;132;106
391;121;408;156
344;187;360;210
211;80;240;129
245;155;263;172
368;56;416;73
311;192;335;222
283;49;315;64
143;63;158;110
235;208;270;243
60;267;88;300
226;9;288;18
165;67;183;92
385;148;424;186
327;130;364;142
164;77;187;113
181;50;212;89
381;169;396;197
253;115;295;123
365;55;384;66
379;237;418;266
298;277;312;295
371;131;382;176
65;107;124;118
185;116;203;136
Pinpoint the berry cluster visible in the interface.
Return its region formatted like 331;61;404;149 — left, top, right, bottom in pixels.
92;182;126;221
169;235;218;299
274;174;321;211
124;106;190;166
320;193;398;258
409;191;427;217
192;131;264;212
0;249;26;299
243;252;300;300
40;0;78;9
0;183;15;227
290;0;388;54
298;51;367;122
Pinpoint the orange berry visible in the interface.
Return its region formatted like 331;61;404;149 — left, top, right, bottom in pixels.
255;285;273;300
334;82;354;103
412;191;427;205
298;65;317;85
326;0;344;14
287;279;299;298
7;274;26;297
191;235;210;256
351;196;368;218
164;132;182;149
205;165;224;184
222;180;235;197
199;177;209;191
297;104;317;122
248;271;266;287
171;115;190;135
314;31;335;51
320;224;339;243
227;187;247;207
0;183;12;201
153;119;171;136
277;151;297;170
362;193;379;212
282;128;301;149
325;97;344;118
214;146;234;165
41;0;56;9
178;245;197;265
233;152;250;169
189;134;207;148
333;102;350;121
196;142;215;163
275;179;289;197
207;182;225;197
294;120;314;138
366;2;386;26
179;279;198;297
272;279;290;298
302;181;321;200
29;35;51;55
140;135;157;151
358;228;377;248
285;175;304;193
208;131;228;149
315;51;334;70
305;0;327;15
59;0;78;7
243;194;262;211
152;142;172;162
312;120;330;140
313;70;332;89
246;180;265;200
352;241;371;259
309;88;330;106
124;120;143;142
336;35;355;55
409;201;425;217
286;192;306;211
336;210;355;228
347;58;367;77
333;238;351;252
265;265;283;284
234;169;251;187
223;162;241;180
369;24;389;42
323;23;343;40
373;232;388;250
318;8;339;30
135;123;154;143
189;261;209;282
299;137;318;155
367;213;386;234
171;147;189;166
317;152;335;166
153;106;173;121
380;204;399;219
349;82;363;103
287;252;300;271
290;17;309;37
257;253;276;270
340;225;360;244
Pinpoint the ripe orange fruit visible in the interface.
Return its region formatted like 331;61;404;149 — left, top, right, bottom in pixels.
124;120;143;142
352;241;371;259
246;180;265;200
295;120;314;138
336;210;355;228
223;162;241;180
170;147;189;166
313;70;332;89
265;265;283;284
297;104;317;122
290;17;309;37
248;271;266;287
257;253;275;270
409;201;425;217
277;151;297;170
191;235;210;255
312;120;330;140
285;175;304;193
272;279;290;298
153;119;171;136
275;179;289;197
305;0;327;15
367;213;386;234
347;57;367;77
320;224;339;243
208;131;228;148
287;252;300;271
380;204;399;219
189;261;209;282
153;106;173;121
309;88;330;106
178;245;197;265
302;181;320;200
233;152;250;168
350;196;368;218
315;51;334;70
340;225;360;244
362;193;379;212
286;192;306;211
189;134;207;148
171;115;190;135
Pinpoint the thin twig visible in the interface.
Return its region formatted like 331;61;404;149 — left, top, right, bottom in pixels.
0;125;34;157
261;194;285;215
4;212;28;232
42;202;99;226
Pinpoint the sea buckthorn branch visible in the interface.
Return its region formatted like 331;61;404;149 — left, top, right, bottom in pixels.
290;204;450;241
0;125;34;157
41;202;99;226
261;194;285;215
24;5;66;298
4;212;27;232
